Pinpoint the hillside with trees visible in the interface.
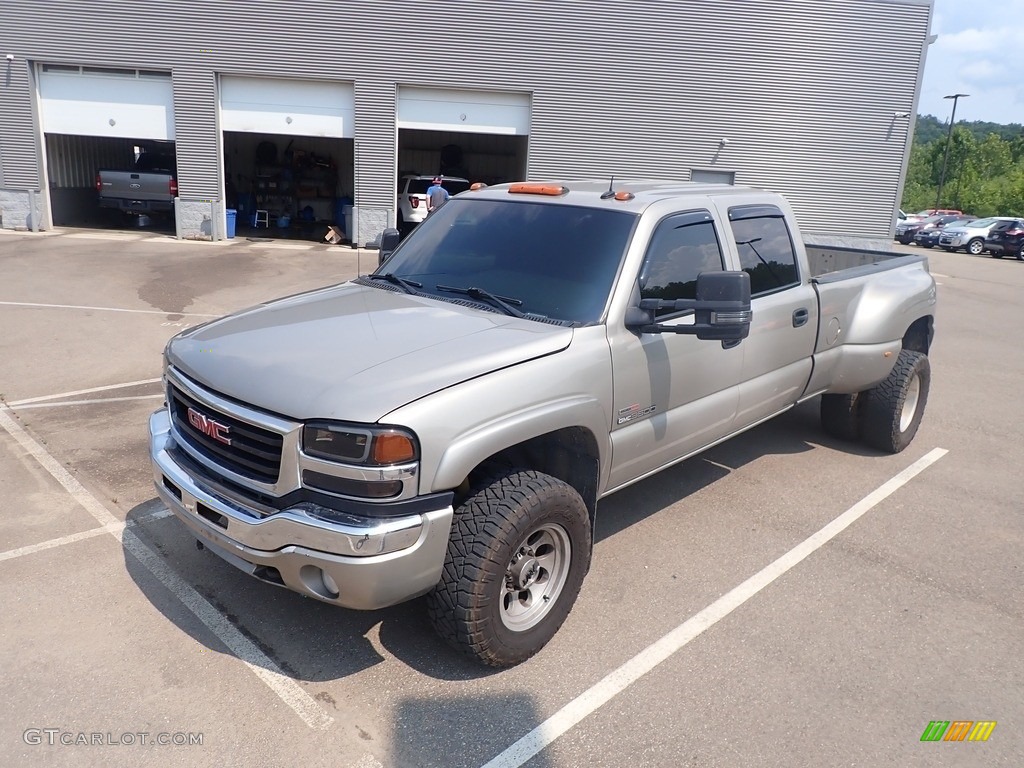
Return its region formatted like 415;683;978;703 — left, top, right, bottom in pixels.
903;115;1024;217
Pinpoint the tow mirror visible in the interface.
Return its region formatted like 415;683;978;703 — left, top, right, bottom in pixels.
627;271;752;341
379;228;401;267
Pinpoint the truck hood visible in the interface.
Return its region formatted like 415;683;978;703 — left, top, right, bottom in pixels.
166;281;573;422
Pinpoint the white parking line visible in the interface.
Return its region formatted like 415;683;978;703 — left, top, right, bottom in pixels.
146;237;239;247
253;242;315;251
0;227;64;237
7;378;162;406
0;300;219;317
0;509;171;564
12;394;165;411
481;447;949;768
65;232;145;241
0;406;334;731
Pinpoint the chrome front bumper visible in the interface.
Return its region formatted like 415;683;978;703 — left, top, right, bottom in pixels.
150;409;453;610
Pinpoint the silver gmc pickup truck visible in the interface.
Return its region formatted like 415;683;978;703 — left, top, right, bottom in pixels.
149;180;936;666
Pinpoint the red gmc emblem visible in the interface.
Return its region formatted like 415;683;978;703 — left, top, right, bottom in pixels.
187;407;232;445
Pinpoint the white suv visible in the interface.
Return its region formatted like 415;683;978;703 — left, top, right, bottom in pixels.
396;175;471;234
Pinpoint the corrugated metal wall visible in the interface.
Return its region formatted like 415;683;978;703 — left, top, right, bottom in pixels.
172;68;220;201
45;135;135;188
351;79;397;213
1;0;932;236
0;58;41;189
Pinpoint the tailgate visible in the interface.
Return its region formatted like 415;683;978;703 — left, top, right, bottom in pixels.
98;171;174;201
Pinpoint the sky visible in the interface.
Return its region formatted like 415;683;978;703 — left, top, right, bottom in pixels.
918;0;1024;125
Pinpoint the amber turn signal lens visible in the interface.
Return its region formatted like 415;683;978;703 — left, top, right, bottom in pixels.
508;183;568;196
372;433;416;464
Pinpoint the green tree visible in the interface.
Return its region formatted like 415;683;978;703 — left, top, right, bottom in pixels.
903;120;1024;216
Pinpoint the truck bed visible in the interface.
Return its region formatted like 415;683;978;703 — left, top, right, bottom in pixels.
803;242;926;281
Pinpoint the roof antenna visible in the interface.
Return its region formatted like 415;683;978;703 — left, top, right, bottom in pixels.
600;175;615;199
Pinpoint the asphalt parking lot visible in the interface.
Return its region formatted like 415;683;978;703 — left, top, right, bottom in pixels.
1;229;1021;768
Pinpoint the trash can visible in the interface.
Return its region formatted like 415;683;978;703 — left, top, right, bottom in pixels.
342;205;354;241
226;208;237;239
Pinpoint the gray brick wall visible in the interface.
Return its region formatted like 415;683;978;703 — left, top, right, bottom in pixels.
0;189;39;230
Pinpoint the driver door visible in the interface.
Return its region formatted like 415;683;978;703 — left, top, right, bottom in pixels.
606;209;743;491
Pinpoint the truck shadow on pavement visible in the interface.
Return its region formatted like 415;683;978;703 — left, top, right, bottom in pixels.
121;505;498;684
121;399;882;687
595;398;878;542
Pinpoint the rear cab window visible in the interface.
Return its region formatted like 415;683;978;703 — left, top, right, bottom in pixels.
727;204;801;296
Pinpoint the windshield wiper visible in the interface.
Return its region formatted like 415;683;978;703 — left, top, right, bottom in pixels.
435;284;526;318
368;273;422;294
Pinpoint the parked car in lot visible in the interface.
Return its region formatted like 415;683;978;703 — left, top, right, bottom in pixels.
895;214;961;245
984;218;1024;260
914;208;963;218
939;217;1018;255
913;216;976;248
397;174;471;235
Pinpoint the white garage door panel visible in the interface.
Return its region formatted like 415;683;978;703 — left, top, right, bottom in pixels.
220;77;354;138
398;87;530;135
39;72;174;140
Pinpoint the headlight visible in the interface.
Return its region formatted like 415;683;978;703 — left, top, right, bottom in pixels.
302;423;418;466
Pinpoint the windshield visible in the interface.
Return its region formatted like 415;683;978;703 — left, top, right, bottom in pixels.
966;218;996;228
373;197;637;325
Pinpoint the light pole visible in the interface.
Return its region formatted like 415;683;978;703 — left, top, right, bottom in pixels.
936;93;968;209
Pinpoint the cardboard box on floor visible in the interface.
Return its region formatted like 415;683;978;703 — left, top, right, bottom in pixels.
324;226;346;245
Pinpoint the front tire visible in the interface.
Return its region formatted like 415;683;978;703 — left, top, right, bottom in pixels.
427;468;591;667
861;350;930;453
1017;244;1024;262
968;238;985;255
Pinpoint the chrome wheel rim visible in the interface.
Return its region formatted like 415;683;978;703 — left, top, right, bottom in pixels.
900;374;921;433
500;523;571;632
969;239;983;255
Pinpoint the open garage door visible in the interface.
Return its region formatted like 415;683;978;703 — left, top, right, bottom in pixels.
38;65;175;229
397;87;530;188
220;76;355;241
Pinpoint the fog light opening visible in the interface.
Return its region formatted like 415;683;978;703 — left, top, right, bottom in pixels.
321;570;340;598
300;564;340;599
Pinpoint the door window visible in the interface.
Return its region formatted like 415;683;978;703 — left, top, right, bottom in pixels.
728;205;801;296
639;211;725;318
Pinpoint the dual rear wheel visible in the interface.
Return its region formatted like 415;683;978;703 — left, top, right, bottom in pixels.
820;349;930;454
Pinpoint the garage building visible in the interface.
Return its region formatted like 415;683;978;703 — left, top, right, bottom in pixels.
0;0;933;244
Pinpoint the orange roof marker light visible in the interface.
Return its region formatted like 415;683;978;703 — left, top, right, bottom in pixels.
508;183;569;196
470;182;488;191
614;190;635;201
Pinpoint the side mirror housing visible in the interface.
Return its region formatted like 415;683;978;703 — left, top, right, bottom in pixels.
627;271;752;341
378;228;401;267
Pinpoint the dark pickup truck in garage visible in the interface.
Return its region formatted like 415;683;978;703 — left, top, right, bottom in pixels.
96;150;177;216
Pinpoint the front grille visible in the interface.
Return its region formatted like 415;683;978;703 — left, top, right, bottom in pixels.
169;384;283;484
